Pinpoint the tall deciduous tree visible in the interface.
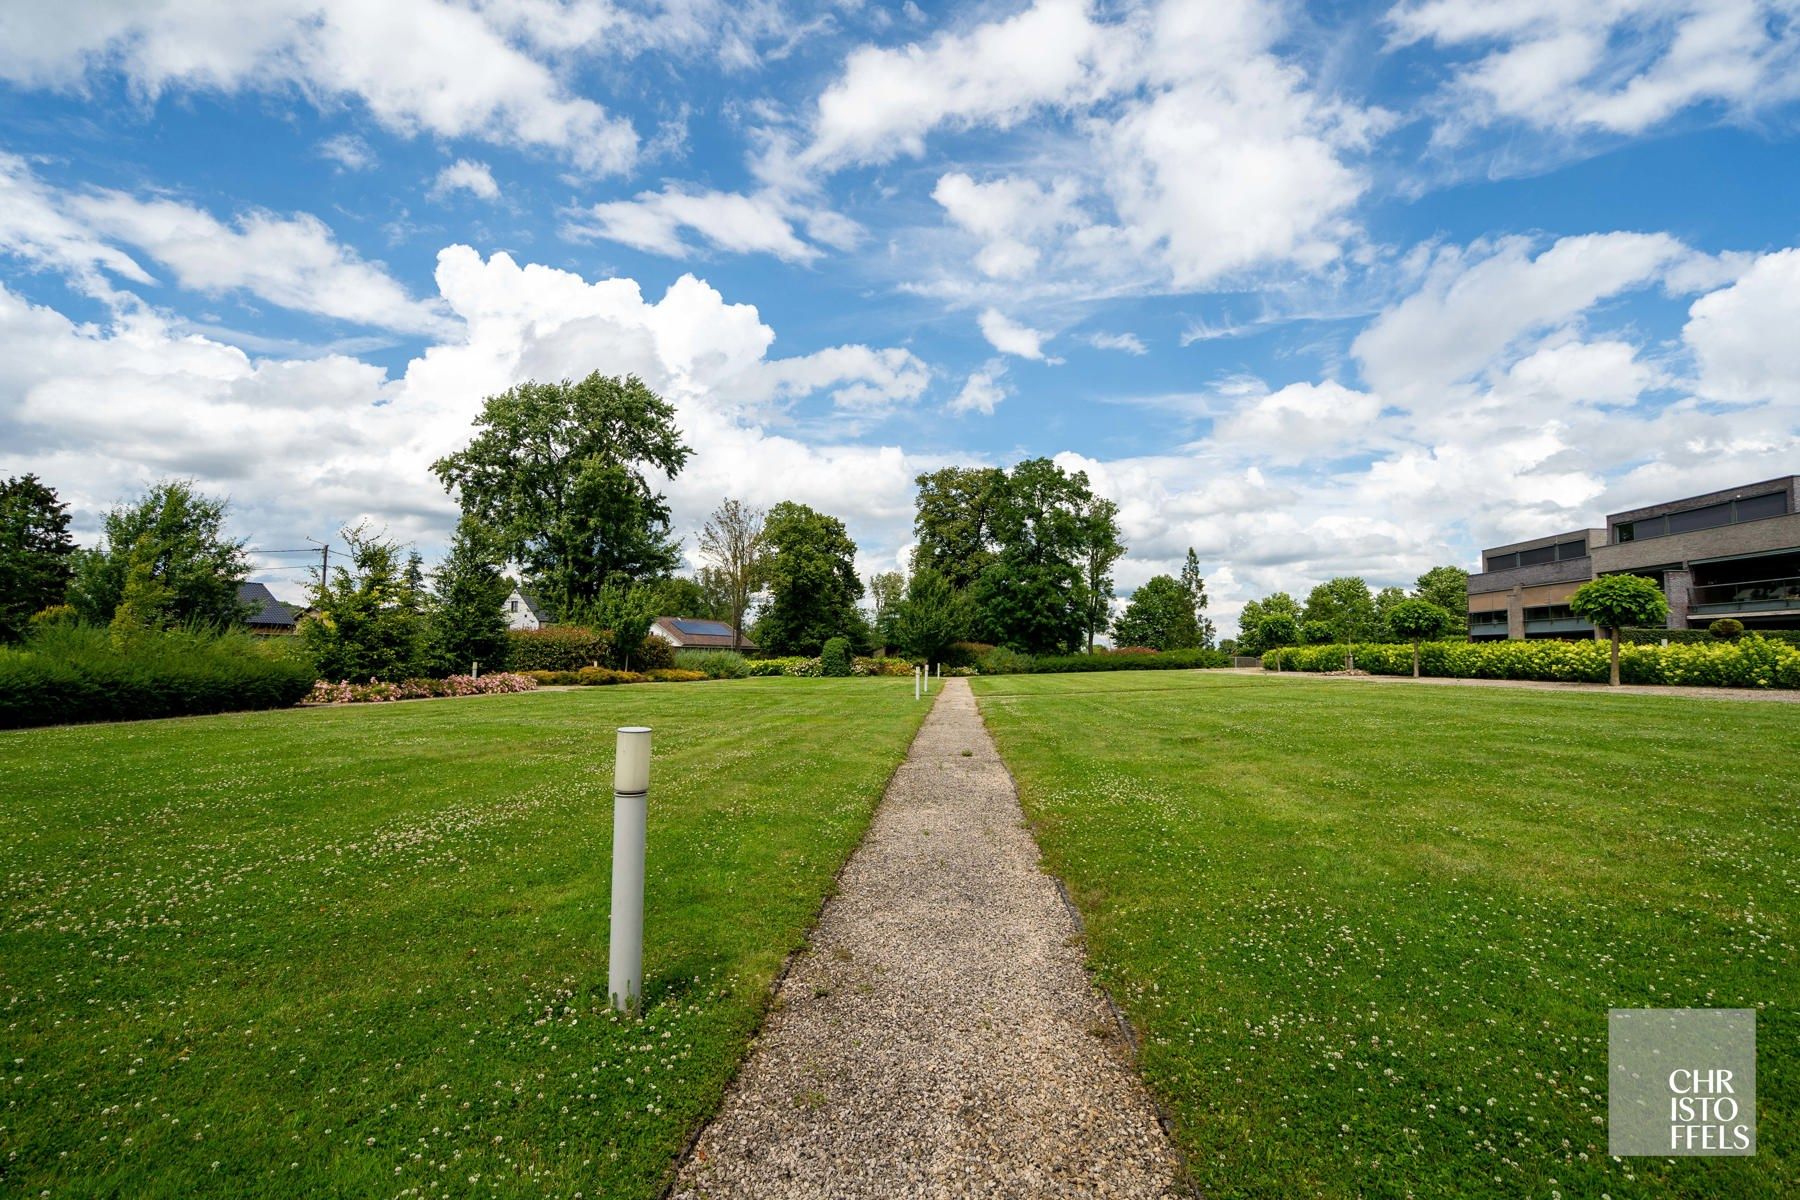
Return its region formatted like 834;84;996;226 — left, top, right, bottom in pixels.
432;374;690;621
894;568;968;664
1569;574;1669;685
69;480;249;629
1112;575;1202;650
912;466;1006;593
697;498;766;651
1178;547;1215;649
1372;585;1407;641
971;458;1092;654
0;474;75;641
756;502;867;655
1237;591;1303;656
1076;498;1125;652
431;518;512;675
1302;576;1378;644
866;570;905;651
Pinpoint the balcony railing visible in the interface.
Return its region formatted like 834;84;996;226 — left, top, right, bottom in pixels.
1689;576;1800;612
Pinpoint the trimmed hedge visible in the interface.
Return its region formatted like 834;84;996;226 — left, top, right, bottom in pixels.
1262;637;1800;689
521;667;644;686
976;647;1231;675
506;626;676;671
1620;626;1800;647
0;624;318;729
644;668;708;683
507;626;609;671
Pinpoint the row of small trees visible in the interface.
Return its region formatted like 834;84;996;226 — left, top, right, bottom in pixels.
1235;567;1473;656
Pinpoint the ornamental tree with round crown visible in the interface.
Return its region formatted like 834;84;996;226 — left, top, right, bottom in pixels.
1569;574;1670;686
1385;598;1455;677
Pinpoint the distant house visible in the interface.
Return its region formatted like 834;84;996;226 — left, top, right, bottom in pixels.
504;586;551;631
648;616;757;651
237;582;302;635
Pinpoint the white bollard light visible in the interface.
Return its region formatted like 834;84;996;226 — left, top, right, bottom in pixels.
472;660;479;679
609;726;652;1013
923;663;930;695
914;665;921;700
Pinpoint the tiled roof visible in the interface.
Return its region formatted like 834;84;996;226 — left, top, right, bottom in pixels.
238;581;300;628
651;616;756;649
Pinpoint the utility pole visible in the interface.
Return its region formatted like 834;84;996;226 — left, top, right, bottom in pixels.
306;537;331;602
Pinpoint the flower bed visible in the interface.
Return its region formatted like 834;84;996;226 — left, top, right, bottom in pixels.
303;672;537;705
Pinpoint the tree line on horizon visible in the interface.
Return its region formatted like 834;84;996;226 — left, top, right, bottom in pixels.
1;371;1473;668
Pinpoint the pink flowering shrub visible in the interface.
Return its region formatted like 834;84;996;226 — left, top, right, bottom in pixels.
303;672;537;706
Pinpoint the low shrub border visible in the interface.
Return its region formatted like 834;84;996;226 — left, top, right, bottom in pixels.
0;625;317;729
303;673;537;705
1261;636;1800;689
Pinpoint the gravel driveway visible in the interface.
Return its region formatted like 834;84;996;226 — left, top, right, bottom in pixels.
670;677;1182;1199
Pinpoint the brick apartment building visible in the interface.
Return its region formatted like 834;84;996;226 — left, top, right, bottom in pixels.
1467;475;1800;640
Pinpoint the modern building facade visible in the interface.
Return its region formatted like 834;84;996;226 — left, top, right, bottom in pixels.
1467;475;1800;639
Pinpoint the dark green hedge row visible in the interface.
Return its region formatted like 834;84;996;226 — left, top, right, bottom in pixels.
505;626;674;671
0;626;318;729
985;648;1232;675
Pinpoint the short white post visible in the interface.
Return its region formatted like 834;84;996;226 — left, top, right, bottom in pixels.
609;726;652;1013
936;663;941;682
914;666;921;700
923;663;930;695
472;660;479;679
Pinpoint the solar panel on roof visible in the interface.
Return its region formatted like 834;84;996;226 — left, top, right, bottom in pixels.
671;618;734;637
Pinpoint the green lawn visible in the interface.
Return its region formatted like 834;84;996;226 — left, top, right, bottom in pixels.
0;679;924;1199
974;672;1795;1200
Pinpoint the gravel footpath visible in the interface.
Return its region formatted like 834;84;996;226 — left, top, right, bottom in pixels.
670;677;1182;1199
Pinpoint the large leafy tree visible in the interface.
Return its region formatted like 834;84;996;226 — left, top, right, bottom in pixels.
756;502;867;655
894;567;968;663
0;474;75;641
430;518;512;675
697;498;766;650
1112;574;1202;650
69;480;249;629
1569;574;1669;686
300;525;433;682
1076;498;1125;652
432;373;690;621
866;569;905;651
1372;585;1407;642
970;458;1092;653
1413;565;1470;636
1302;576;1378;644
912;466;1007;593
1178;547;1216;649
1236;591;1303;655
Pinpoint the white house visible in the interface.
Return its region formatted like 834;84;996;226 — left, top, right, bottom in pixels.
504;586;550;631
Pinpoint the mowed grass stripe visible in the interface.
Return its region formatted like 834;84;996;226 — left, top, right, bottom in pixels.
974;671;1795;1200
0;679;926;1199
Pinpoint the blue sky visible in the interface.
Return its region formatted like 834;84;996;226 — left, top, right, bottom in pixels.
1;0;1797;633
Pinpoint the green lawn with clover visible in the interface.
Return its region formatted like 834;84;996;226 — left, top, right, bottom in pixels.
0;678;925;1199
974;671;1795;1200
